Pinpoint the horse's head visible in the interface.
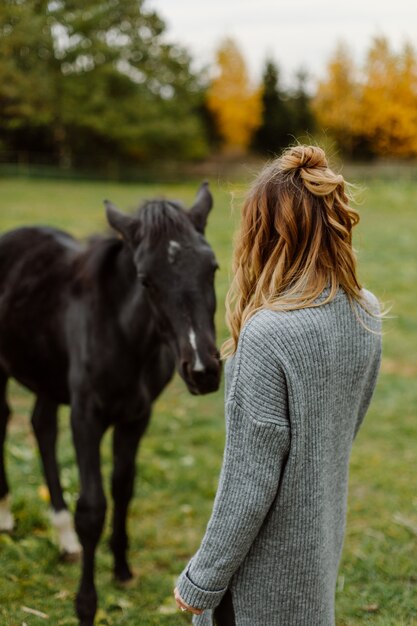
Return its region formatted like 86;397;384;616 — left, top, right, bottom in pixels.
104;183;221;395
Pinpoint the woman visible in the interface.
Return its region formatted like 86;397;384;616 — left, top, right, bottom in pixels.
173;145;382;626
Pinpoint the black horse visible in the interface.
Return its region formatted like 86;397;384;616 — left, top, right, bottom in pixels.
0;183;221;625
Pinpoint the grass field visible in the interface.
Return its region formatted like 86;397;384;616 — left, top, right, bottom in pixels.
0;172;416;626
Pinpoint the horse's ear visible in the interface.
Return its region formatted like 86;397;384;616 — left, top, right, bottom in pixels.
188;182;213;234
104;200;138;243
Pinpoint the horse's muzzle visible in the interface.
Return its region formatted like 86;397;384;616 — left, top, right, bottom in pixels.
181;358;222;395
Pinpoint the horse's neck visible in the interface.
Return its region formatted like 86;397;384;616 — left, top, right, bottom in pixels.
114;246;162;350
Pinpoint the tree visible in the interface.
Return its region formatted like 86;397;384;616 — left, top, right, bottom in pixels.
313;38;417;158
312;43;363;156
206;38;262;154
252;59;294;155
0;0;57;153
291;68;316;138
358;37;417;157
0;0;208;168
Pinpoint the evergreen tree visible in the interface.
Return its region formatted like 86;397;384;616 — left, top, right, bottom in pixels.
290;69;315;138
253;59;294;154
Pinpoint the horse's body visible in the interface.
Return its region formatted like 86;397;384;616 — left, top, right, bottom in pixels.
0;184;221;625
0;227;81;403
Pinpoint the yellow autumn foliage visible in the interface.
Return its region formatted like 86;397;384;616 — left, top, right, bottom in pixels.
360;38;417;157
314;37;417;158
207;38;262;153
313;43;362;155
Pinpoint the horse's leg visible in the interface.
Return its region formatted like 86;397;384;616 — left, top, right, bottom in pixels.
0;370;13;532
71;405;107;626
31;395;81;558
110;415;150;582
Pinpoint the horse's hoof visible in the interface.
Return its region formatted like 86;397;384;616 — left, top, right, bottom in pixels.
114;567;136;588
0;496;14;533
51;509;82;559
76;592;97;626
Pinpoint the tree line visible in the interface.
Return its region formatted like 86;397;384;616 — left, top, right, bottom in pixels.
1;0;416;173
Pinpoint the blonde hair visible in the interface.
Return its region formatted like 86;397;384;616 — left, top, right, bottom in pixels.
223;145;366;358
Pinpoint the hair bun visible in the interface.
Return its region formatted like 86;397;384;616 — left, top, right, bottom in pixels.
278;144;344;196
280;145;328;172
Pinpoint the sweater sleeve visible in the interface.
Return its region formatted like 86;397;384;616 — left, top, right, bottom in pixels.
176;314;291;610
354;290;382;438
354;337;382;438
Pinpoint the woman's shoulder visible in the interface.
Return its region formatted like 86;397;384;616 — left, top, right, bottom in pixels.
233;308;304;375
241;306;294;336
359;288;381;315
235;286;381;353
239;298;333;341
236;309;289;361
238;288;373;353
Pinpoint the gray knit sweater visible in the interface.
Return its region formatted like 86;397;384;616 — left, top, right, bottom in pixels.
176;288;381;626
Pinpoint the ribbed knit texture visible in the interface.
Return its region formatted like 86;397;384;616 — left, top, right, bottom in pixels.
177;288;381;626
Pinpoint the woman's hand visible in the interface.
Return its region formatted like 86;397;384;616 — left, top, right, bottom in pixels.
174;587;203;615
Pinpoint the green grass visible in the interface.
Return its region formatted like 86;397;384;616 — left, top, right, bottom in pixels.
0;173;416;625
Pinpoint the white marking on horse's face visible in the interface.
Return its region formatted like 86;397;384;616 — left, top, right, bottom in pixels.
50;509;81;556
168;240;181;264
189;328;205;372
0;495;14;532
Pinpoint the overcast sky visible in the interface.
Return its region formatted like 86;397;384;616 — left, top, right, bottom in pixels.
150;0;417;86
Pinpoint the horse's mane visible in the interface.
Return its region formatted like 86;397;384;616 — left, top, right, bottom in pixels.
74;236;125;290
74;199;192;289
136;199;192;243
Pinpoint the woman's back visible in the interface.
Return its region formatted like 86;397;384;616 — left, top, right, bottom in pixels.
220;288;381;625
